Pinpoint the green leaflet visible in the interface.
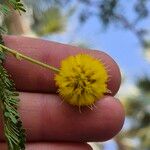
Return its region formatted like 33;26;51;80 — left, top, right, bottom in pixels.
0;35;6;62
0;55;26;150
0;5;26;148
0;0;26;14
0;1;26;149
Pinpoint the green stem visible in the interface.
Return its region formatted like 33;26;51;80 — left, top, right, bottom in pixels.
0;44;60;73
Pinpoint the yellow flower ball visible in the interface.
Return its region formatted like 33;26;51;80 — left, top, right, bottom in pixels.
55;54;109;106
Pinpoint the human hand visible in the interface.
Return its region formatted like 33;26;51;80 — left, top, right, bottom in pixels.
0;36;125;150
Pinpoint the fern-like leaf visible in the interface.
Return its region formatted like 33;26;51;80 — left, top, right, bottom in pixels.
0;1;26;149
8;0;26;13
0;0;26;14
0;35;26;149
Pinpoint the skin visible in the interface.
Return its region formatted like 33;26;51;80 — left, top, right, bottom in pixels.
0;36;125;150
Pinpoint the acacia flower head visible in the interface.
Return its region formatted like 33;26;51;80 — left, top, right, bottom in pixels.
55;54;109;106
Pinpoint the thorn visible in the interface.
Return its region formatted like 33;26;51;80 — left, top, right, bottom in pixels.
59;99;64;106
107;89;112;94
78;105;82;113
105;65;111;71
98;58;103;62
92;103;97;109
108;75;112;78
88;105;93;110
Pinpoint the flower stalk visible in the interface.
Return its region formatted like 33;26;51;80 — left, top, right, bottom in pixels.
0;44;60;73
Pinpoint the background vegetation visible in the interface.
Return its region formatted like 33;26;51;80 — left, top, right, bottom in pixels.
0;0;150;150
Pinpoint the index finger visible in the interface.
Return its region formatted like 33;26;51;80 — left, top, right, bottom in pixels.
3;36;121;95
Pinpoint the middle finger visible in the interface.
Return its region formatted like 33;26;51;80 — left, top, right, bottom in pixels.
0;92;124;142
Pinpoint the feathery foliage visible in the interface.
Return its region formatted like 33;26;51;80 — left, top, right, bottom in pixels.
0;0;26;14
0;56;26;149
0;1;26;149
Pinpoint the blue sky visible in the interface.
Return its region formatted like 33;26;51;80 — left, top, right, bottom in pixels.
44;1;150;85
